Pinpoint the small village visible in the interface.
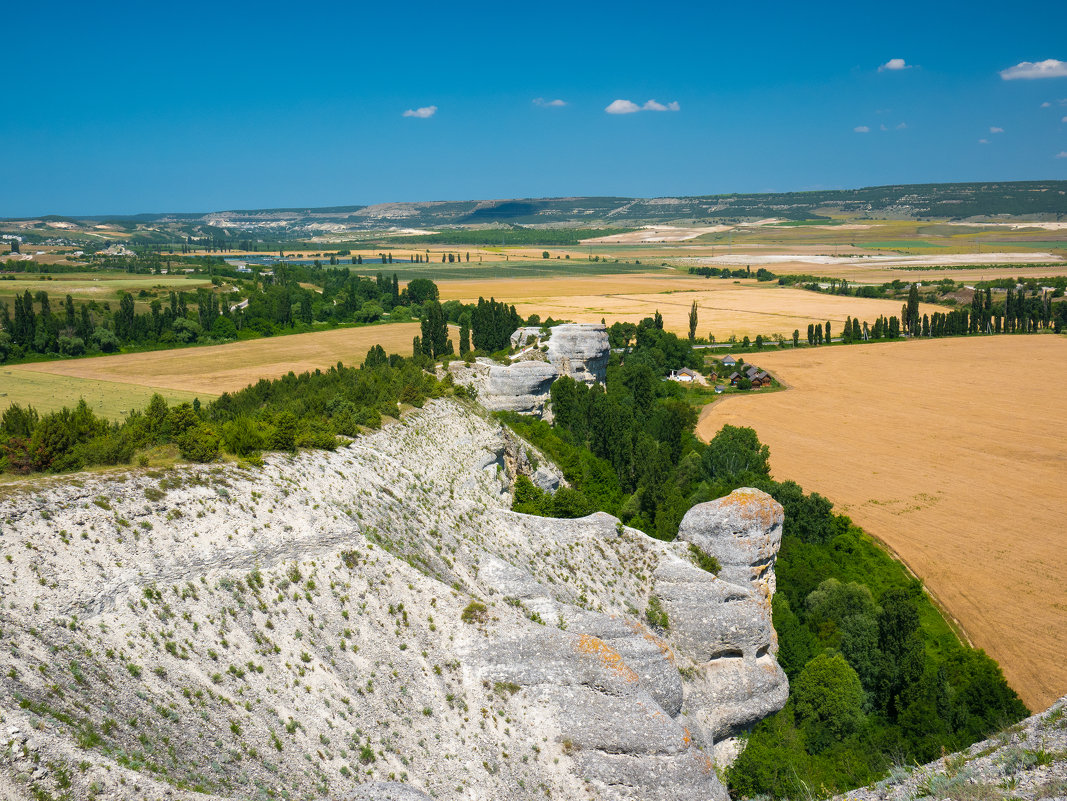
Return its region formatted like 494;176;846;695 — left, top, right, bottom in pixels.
668;352;777;395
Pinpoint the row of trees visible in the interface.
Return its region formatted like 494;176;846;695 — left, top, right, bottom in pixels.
802;315;903;346
0;258;451;363
688;265;777;281
0;353;444;475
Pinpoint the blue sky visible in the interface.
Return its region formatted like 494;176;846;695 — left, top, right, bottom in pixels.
3;0;1066;215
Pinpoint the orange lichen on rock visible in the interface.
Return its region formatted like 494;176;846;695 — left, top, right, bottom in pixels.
682;726;693;748
573;634;639;684
620;617;677;664
693;750;716;775
718;488;783;528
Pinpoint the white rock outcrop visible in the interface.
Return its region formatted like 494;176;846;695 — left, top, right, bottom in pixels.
453;323;611;417
0;402;786;801
545;323;610;384
483;360;559;415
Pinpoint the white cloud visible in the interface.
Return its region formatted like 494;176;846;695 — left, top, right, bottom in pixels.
605;98;680;114
979;138;990;144
896;122;908;129
402;105;437;118
1057;151;1067;159
533;97;566;107
990;126;1004;133
879;58;910;71
1000;59;1067;80
606;99;641;114
643;99;680;111
854;125;870;133
1062;116;1067;122
1042;101;1052;107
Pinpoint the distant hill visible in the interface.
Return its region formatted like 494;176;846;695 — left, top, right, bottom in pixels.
4;181;1065;244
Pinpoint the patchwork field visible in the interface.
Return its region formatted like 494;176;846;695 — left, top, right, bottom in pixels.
695;335;1067;711
442;277;943;339
6;322;423;403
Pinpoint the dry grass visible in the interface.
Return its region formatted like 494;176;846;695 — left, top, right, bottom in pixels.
455;279;942;339
0;369;205;419
695;335;1067;711
436;273;710;301
8;322;423;397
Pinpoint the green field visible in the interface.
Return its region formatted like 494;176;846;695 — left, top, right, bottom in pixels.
0;369;208;419
0;272;214;305
864;240;947;248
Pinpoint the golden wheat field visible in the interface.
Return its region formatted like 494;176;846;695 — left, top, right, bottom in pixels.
464;279;943;340
7;322;423;400
695;335;1067;711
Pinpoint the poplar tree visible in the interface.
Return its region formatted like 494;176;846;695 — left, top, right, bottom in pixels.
906;283;920;334
688;302;698;342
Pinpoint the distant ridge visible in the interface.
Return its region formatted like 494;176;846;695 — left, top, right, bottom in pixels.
3;182;1064;242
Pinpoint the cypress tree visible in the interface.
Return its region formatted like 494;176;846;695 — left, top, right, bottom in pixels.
64;295;76;330
906;283;920;334
459;317;471;355
688;302;698;342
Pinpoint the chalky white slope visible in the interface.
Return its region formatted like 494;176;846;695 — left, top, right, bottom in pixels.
0;400;786;801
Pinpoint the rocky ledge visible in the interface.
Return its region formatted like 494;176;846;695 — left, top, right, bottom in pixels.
0;400;785;801
452;323;611;417
834;695;1066;801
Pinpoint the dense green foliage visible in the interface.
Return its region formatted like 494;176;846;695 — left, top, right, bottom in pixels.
0;351;446;475
504;317;710;540
0;257;423;363
503;316;1028;797
728;502;1028;798
471;297;522;352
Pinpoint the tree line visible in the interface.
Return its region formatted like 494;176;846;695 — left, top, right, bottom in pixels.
0;353;447;475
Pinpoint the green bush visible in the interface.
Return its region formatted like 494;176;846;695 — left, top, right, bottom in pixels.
460;601;488;625
792;653;865;751
177;424;219;462
688;544;721;574
221;416;265;456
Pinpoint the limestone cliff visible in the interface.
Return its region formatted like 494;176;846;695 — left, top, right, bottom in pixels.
454;323;611;417
0;401;785;801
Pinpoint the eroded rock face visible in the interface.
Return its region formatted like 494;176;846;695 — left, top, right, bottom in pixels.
483;360;559;415
545;323;610;384
677;487;784;599
455;324;611;418
671;489;789;744
0;402;784;801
